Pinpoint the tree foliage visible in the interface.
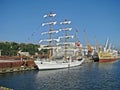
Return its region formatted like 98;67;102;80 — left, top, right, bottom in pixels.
0;42;40;56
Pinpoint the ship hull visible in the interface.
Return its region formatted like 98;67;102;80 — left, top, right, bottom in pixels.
92;55;99;62
34;59;84;70
99;58;117;62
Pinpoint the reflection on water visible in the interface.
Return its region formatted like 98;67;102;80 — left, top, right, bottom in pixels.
35;66;83;90
0;60;120;90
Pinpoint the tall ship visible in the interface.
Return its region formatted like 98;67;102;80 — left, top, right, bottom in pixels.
34;12;84;70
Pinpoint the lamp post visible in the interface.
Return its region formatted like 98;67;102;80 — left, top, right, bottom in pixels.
0;50;1;56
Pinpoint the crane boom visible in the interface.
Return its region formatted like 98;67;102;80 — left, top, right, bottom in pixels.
94;36;100;52
83;30;93;54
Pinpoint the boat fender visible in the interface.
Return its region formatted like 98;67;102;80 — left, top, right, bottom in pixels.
41;61;43;64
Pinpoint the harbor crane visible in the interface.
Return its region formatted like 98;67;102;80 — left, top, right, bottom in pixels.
94;36;101;52
83;30;93;56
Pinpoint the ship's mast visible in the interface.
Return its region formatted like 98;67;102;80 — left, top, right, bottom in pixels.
75;28;79;49
60;19;72;60
65;23;68;60
75;28;79;59
49;24;52;59
41;12;57;60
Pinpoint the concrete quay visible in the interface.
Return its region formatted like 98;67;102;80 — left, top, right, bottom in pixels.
0;60;37;74
0;66;37;74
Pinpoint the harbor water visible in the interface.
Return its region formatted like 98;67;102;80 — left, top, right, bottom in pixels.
0;59;120;90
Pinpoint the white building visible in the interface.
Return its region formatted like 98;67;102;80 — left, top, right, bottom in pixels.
18;50;30;56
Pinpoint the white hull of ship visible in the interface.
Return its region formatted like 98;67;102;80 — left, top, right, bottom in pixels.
34;59;84;70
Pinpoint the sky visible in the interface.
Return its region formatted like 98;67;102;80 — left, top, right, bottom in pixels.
0;0;120;48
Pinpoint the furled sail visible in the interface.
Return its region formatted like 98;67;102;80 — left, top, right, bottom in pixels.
43;13;56;18
42;21;57;26
59;35;74;39
39;39;60;43
59;28;72;31
41;30;59;35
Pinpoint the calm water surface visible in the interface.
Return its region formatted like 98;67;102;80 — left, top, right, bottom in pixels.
0;60;120;90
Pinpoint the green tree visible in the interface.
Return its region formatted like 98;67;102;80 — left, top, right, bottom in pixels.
0;42;41;56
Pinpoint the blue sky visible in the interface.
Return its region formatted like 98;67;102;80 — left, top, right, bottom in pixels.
0;0;120;48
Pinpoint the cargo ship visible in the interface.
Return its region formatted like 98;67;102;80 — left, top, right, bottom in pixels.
98;52;117;62
96;37;118;62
